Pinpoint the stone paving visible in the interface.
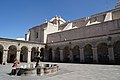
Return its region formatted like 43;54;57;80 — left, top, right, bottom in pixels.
0;62;120;80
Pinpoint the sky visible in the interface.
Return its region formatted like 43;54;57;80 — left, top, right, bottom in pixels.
0;0;118;39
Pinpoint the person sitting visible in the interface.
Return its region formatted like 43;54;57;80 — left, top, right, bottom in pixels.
10;58;19;75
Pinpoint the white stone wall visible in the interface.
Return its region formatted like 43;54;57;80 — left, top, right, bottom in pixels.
44;22;58;43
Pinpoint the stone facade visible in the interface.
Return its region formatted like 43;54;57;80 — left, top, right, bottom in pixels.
0;2;120;65
45;10;120;64
46;31;120;64
28;3;120;64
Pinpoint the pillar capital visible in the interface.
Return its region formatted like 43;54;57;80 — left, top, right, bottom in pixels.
17;50;21;52
92;47;97;50
92;46;97;48
3;49;8;51
108;44;113;48
79;48;83;50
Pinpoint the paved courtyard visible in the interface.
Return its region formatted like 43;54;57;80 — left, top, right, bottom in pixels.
0;62;120;80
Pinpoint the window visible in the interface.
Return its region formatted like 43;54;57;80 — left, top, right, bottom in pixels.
36;32;38;38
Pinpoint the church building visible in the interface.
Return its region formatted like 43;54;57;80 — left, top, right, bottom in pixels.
0;2;120;64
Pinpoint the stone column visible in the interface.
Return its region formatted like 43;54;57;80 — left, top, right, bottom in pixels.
60;50;63;62
69;49;73;62
27;50;31;63
16;50;20;62
37;49;41;57
108;46;114;63
44;49;47;61
52;50;55;61
2;50;8;65
80;48;84;63
44;49;50;61
92;47;98;63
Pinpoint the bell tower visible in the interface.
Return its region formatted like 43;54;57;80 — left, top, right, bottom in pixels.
50;16;66;26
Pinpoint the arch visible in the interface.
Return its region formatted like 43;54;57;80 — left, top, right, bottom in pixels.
97;43;109;64
20;46;28;62
54;47;60;62
7;45;17;63
95;41;107;47
83;44;93;63
113;41;120;64
83;43;94;48
31;47;37;62
72;45;80;63
0;44;3;64
48;48;52;61
63;46;70;62
40;48;44;61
